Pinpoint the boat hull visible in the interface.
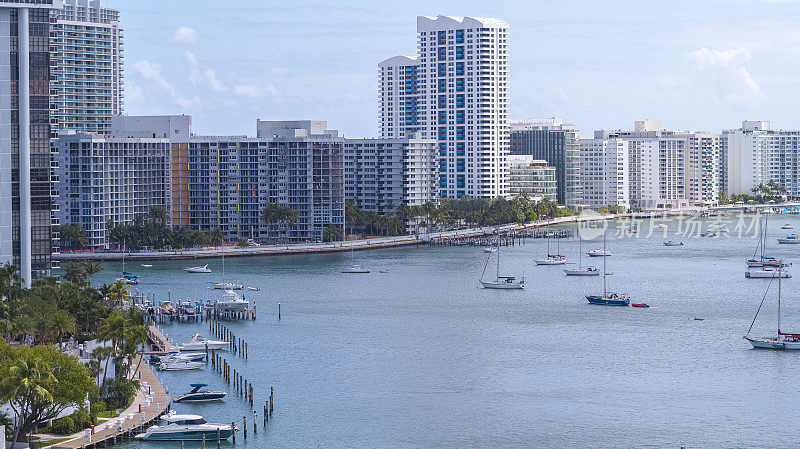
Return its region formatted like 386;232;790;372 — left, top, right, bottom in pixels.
587;252;611;257
136;427;233;441
585;295;630;306
481;281;524;289
564;269;599;276
173;392;227;403
181;342;226;351
745;270;791;278
534;259;565;265
745;336;800;350
342;268;370;273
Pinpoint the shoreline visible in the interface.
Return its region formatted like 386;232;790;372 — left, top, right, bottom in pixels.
52;214;626;262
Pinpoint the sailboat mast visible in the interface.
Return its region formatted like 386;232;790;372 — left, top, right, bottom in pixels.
578;229;582;269
602;233;607;295
763;212;768;260
778;262;782;334
496;233;500;280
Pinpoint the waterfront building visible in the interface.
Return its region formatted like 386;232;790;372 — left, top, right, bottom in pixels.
381;15;509;199
52;131;170;249
51;0;123;134
594;121;718;209
577;138;629;210
378;55;420;139
506;155;557;202
723;120;800;198
0;1;62;285
344;135;438;213
509;118;581;206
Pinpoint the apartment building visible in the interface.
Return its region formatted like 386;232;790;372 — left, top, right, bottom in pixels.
578;138;629;210
506;155;557;201
344;135;438;213
380;15;510;199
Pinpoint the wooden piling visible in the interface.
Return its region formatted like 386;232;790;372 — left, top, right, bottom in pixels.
243;416;247;438
278;303;281;320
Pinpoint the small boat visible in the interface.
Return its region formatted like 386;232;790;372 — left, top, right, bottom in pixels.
535;236;566;265
180;333;227;351
700;230;717;237
777;234;800;244
342;265;370;273
565;233;599;276
142;264;153;268
216;290;249;312
480;234;524;289
117;272;140;285
744;263;800;349
745;267;791;278
210;282;243;290
178;300;198;315
585;234;631;306
379;269;389;273
150;352;206;365
159;359;203;371
587;249;611;257
657;223;668;228
246;286;260;291
173;384;227;403
663;241;683;246
631;303;650;308
134;411;233;441
184;264;212;273
782;224;793;230
483;247;496;253
158;300;176;316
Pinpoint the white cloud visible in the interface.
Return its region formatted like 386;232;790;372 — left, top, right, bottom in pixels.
234;84;278;98
133;59;200;108
172;26;199;44
687;47;761;104
186;50;227;92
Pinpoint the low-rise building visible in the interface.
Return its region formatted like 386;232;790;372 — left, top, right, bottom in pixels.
506;155;557;201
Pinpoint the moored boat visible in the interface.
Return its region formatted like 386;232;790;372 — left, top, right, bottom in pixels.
585;233;631;306
180;333;227;351
777;234;800;244
134;412;233;441
210;282;243;290
744;263;800;350
587;249;611;257
663;241;683;246
184;264;212;273
564;232;599;276
782;224;793;230
216;290;249;312
745;267;791;278
480;232;524;289
159;359;203;371
173;384;227;403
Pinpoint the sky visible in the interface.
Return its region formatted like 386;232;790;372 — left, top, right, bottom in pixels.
107;0;800;138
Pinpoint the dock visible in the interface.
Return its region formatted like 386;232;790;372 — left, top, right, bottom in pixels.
146;325;180;354
48;358;170;448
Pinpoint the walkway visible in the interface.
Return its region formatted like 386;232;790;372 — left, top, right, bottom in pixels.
46;358;170;448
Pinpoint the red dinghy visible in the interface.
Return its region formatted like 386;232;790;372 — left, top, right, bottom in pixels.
631;303;650;308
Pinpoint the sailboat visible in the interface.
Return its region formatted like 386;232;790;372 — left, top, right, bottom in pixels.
480;235;524;289
564;231;599;276
747;213;781;268
342;225;370;273
585;234;630;305
534;234;566;265
744;263;800;349
115;242;139;285
210;245;242;289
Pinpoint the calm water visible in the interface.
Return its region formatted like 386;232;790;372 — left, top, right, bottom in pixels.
86;217;800;448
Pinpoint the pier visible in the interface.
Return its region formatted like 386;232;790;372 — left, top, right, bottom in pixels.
48;358;170;448
146;325;180;354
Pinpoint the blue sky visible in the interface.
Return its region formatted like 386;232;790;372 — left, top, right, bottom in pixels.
108;0;800;138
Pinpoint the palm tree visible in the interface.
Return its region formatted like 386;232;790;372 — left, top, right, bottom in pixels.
46;310;76;348
209;228;224;247
2;355;55;448
61;262;86;286
14;315;34;345
79;260;103;285
261;203;300;243
89;346;113;385
107;279;129;310
148;206;170;224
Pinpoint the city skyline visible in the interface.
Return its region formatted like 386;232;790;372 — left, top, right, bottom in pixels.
113;0;800;138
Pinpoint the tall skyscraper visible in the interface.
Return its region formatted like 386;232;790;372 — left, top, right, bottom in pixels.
509;118;581;206
381;15;509;199
0;1;61;286
51;0;123;134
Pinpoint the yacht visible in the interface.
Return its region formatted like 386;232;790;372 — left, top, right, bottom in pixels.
210;282;244;290
151;352;206;364
746;267;792;278
216;290;249;312
587;249;611;257
782;224;794;230
180;333;228;351
777;234;800;244
745;263;800;349
184;264;212;273
341;265;370;273
134;412;233;441
173;384;227;403
159;359;203;371
564;232;599;276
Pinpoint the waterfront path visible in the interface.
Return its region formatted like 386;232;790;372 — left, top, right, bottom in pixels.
52;214;627;262
47;358;170;448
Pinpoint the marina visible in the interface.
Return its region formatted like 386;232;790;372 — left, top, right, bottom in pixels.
78;216;800;447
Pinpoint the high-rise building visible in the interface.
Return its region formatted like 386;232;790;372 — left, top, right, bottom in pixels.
381;15;509;199
509;118;581;207
52;131;170;249
51;0;123;134
577;138;629;210
506;155;557;201
344;135;438;213
0;1;62;286
723;120;800;198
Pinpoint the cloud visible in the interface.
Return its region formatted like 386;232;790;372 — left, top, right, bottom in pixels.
133;59;200;108
686;47;761;104
172;26;199;44
186;51;227;92
234;84;278;98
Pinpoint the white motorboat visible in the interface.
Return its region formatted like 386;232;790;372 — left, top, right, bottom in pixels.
178;301;198;315
180;333;227;351
745;267;791;278
342;265;370;273
744;263;800;349
246;286;260;291
564;232;599;276
480;233;524;289
211;282;243;290
142;264;153;268
184;264;212;273
134;412;233;441
587;249;611;257
159;359;203;371
777;234;800;244
216;290;249;312
150;352;206;364
663;241;684;246
483;247;496;253
782;224;793;230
